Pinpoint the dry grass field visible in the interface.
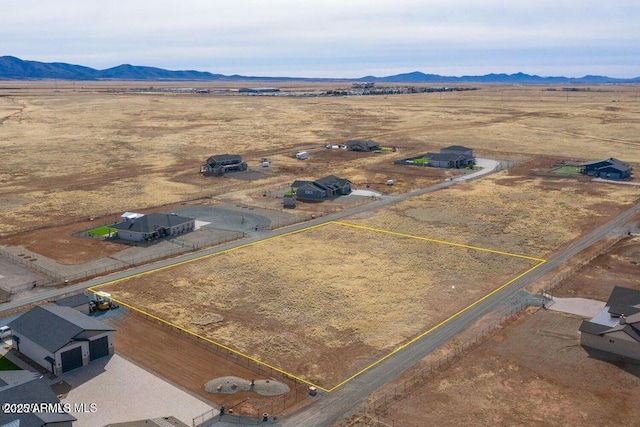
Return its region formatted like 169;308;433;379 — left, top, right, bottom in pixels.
348;170;640;258
100;222;539;388
2;81;640;418
1;82;639;237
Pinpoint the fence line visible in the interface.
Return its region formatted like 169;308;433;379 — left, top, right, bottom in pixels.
0;231;243;291
541;234;626;297
123;308;312;425
0;249;65;282
341;303;529;427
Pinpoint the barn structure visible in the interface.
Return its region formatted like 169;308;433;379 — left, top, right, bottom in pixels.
346;140;380;152
113;212;195;242
580;158;632;180
8;305;115;376
290;175;352;202
579;286;640;361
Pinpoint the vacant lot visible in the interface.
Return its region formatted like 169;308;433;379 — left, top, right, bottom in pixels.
101;222;538;389
375;309;640;427
349;171;640;258
1;83;639;237
553;235;640;300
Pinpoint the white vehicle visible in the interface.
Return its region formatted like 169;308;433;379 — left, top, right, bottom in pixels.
296;151;309;160
0;326;11;339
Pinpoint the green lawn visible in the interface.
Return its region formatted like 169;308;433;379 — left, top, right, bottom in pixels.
87;225;117;237
550;165;580;175
0;355;21;370
411;157;430;165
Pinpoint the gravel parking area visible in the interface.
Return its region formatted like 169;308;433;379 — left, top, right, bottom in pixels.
59;354;215;426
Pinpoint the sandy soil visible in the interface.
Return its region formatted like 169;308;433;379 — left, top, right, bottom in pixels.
374;309;640;427
101;222;537;388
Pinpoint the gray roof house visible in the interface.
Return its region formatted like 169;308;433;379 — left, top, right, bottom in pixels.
579;286;640;361
346;140;380;152
8;304;115;376
0;372;76;426
113;212;195;242
55;293;90;315
291;175;351;202
427;152;473;169
580;157;632;180
440;145;474;157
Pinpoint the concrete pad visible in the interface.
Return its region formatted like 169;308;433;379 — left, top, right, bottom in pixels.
58;354;215;427
547;297;606;318
350;189;382;197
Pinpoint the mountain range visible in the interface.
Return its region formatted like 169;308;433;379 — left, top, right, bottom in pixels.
1;56;638;84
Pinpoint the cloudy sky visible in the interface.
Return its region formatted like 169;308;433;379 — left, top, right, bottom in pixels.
2;0;639;78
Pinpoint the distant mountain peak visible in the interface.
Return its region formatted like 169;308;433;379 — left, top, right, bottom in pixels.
0;56;638;83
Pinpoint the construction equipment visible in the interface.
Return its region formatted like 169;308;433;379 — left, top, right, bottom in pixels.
200;154;247;176
89;291;118;312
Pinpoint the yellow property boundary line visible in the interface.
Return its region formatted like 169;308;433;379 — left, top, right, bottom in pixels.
89;221;547;393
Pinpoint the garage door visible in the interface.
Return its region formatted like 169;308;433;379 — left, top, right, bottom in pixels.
89;336;109;361
61;346;83;373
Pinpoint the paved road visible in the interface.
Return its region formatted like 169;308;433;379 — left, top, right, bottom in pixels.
4;157;636;426
277;201;640;427
0;159;500;316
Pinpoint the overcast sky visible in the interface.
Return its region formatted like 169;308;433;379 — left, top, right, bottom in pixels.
2;0;639;78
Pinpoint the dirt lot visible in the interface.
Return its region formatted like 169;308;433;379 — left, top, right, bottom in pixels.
100;222;538;389
553;235;640;300
106;311;305;415
371;308;640;427
2;82;639;239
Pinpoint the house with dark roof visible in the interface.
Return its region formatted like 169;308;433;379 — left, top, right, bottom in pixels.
113;212;195;242
55;293;90;315
440;145;474;157
0;372;76;426
424;145;475;169
8;304;115;376
346;140;380;152
580;157;632;180
579;286;640;361
426;152;472;169
291;175;351;202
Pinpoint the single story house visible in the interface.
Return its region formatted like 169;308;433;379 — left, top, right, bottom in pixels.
426;152;473;169
580;157;632;180
579;286;640;361
8;304;115;376
290;175;352;202
346;140;380;152
55;293;91;315
291;181;328;201
113;212;195;242
0;371;76;426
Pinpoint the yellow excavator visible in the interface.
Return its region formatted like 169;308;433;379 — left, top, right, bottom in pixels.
89;291;118;312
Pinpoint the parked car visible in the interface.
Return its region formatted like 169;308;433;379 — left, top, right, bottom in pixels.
0;326;11;339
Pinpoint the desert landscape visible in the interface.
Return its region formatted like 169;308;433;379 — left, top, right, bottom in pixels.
2;82;639;239
100;221;540;389
1;81;640;422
